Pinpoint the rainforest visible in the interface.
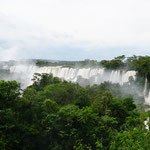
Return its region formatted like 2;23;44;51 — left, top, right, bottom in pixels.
1;55;150;150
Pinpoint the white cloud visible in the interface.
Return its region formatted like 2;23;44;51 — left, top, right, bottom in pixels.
0;0;150;60
0;46;20;61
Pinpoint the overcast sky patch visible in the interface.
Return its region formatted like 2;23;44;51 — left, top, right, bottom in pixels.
0;0;150;60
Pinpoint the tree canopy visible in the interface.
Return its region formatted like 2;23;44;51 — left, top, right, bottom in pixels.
0;72;149;149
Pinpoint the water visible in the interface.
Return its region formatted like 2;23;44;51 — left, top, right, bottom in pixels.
143;78;150;105
3;64;136;88
143;78;148;96
3;64;150;105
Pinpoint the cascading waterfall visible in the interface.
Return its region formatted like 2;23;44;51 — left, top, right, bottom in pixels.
143;78;148;96
3;64;136;87
143;78;150;105
143;79;150;129
2;64;150;105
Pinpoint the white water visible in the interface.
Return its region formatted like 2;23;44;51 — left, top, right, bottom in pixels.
144;117;149;130
2;64;136;88
3;64;150;105
143;78;148;96
143;78;150;105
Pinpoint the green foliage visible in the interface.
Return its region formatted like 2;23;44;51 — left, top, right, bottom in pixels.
42;99;59;113
126;55;150;81
38;82;82;105
110;128;150;150
100;55;126;70
0;80;21;109
35;59;76;67
23;87;38;102
75;88;91;108
0;73;149;149
76;59;98;68
32;73;61;91
0;108;19;150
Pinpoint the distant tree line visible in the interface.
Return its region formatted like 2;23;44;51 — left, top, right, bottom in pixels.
35;55;150;81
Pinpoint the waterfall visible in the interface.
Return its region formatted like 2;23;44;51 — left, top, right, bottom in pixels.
143;78;150;105
143;78;148;95
3;63;150;106
144;117;149;130
145;92;150;105
2;64;136;88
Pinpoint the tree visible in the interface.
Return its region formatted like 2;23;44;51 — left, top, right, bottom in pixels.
32;73;61;91
75;88;91;108
110;129;150;150
42;99;59;114
0;81;21;109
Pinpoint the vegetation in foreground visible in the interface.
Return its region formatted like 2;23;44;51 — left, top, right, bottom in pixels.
0;73;150;150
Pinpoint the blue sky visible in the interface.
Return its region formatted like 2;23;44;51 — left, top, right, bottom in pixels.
0;0;150;61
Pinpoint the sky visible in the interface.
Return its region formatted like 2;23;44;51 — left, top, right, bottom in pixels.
0;0;150;61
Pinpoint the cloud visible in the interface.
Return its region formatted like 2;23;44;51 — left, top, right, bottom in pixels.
0;0;150;60
0;46;20;61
